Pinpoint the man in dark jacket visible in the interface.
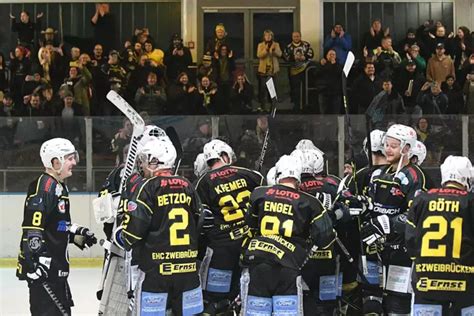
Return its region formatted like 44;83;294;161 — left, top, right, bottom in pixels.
315;49;342;114
350;62;382;113
164;34;193;81
393;61;426;112
10;10;43;48
417;81;449;114
366;78;406;128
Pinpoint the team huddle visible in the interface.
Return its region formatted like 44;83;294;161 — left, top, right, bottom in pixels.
17;122;474;316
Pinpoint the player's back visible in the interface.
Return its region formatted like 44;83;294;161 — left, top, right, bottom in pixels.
407;187;474;300
125;175;200;274
196;165;263;243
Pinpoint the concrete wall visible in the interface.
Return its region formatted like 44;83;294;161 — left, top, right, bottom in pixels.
0;193;106;258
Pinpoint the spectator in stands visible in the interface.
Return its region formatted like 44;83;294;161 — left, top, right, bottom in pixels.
351;62;382;114
372;36;401;78
400;44;426;73
394;60;425;113
284;31;314;112
40;84;60;116
92;44;107;67
323;23;352;64
464;71;474;114
314;49;342;114
9;10;43;49
1;93;21;116
205;23;232;59
91;3;115;54
38;47;52;82
453;26;473;85
111;118;132;165
24;93;51;116
144;40;165;68
135;72;167;115
44;44;66;92
361;19;390;55
230;73;254;114
40;27;59;48
9;46;31;103
101;50;127;94
426;43;455;83
127;55;152;101
257;29;282;112
427;25;454;57
22;67;47;97
197;75;218;114
0;53;7;93
197;54;214;82
122;42;142;71
58;91;83;143
64;63;92;115
164;33;193;81
441;75;465;114
417;81;449;114
182;118;212;164
213;43;235;114
366;78;405;127
398;28;419;54
416;20;437;60
167;72;197;115
68;47;81;67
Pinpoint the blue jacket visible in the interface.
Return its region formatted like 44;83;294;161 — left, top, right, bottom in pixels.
323;34;352;65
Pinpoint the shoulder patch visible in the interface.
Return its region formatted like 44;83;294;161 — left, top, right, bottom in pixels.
43;177;54;192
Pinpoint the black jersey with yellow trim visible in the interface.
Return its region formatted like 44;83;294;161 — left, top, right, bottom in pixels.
123;175;202;276
299;173;341;200
406;185;474;301
17;173;71;282
244;184;335;270
195;165;264;245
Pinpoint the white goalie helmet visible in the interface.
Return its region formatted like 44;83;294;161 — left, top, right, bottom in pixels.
409;141;427;166
266;166;277;186
40;138;79;170
300;149;325;174
440;156;474;189
194;153;208;178
363;129;386;155
138;138;177;170
384;124;417;154
275;155;302;184
295;139;324;156
203;139;235;165
139;125;169;149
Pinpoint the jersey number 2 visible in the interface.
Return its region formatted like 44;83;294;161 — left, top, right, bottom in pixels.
169;208;190;246
421;216;462;258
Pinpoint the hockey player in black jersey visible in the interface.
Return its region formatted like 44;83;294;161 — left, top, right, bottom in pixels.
17;138;97;316
195;139;264;315
360;124;428;315
409;140;435;189
121;138;204;316
406;155;474;315
241;154;336;316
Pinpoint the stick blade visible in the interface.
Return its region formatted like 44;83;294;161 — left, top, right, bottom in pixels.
343;51;355;78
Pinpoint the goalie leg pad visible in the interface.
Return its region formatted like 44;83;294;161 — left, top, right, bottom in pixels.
182;286;204;316
245;295;272;316
240;268;250;315
206;268;232;293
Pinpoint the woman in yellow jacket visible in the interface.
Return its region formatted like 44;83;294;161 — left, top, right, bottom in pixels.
257;29;282;111
144;40;165;68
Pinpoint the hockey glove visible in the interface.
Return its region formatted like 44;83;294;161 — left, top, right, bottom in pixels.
315;192;332;210
329;202;352;225
26;256;51;284
70;224;97;250
360;215;390;246
356;195;374;216
201;208;215;232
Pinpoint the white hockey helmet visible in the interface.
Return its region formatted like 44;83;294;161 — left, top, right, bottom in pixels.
303;150;325;174
194;153;208;178
384;124;417;154
40;138;78;170
363;129;386;155
275;155;302;184
441;156;474;189
139;138;177;170
295;139;324;156
138;125;169;150
409;141;427;166
266;166;277;186
203;139;235;165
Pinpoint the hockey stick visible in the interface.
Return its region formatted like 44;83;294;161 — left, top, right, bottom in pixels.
256;77;278;172
43;282;69;316
342;52;355;168
97;91;145;315
165;126;183;175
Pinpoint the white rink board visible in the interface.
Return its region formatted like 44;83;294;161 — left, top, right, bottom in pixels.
0;193;106;258
0;267;102;315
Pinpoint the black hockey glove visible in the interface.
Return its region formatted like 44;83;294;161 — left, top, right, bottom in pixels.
70;224;97;250
329;202;352;225
360;215;390;246
315;192;332;210
26;256;51;284
201;208;214;232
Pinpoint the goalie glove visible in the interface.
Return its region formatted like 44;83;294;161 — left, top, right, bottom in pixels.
26;256;51;284
70;224;97;250
315;192;332;210
356;195;374;216
360;215;390;246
